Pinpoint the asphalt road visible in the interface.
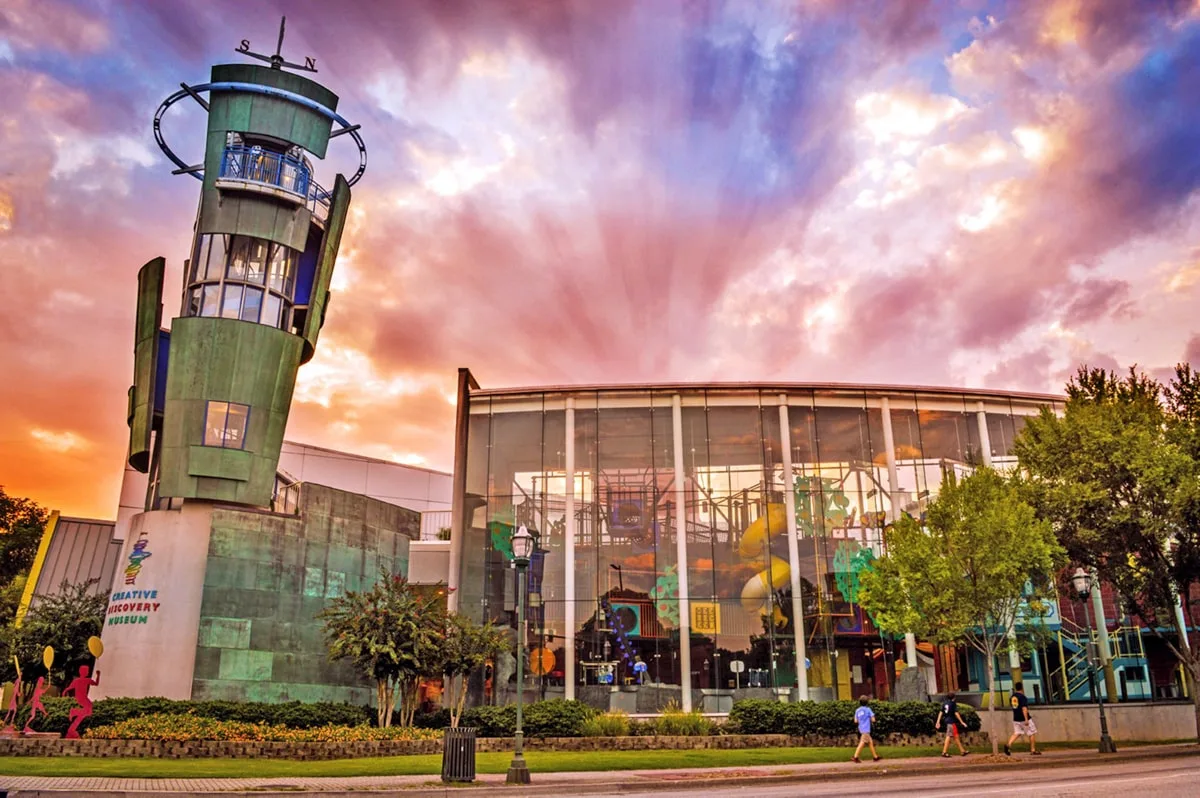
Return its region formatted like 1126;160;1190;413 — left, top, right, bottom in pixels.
585;756;1200;798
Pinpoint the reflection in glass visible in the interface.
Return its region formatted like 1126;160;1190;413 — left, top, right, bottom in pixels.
200;284;220;317
203;401;228;447
220;284;243;319
240;286;263;322
457;389;1056;710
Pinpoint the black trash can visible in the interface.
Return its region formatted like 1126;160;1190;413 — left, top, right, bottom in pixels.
441;726;477;783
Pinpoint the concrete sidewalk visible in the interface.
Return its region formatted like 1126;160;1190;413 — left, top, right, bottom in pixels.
2;743;1197;797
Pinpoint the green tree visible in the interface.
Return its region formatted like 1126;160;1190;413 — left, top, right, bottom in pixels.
442;613;508;727
317;570;446;727
857;468;1063;754
1015;365;1200;739
0;574;27;626
0;486;47;594
1;579;105;685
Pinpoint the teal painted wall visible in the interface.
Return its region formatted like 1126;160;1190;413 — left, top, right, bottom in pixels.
158;316;302;506
301;175;350;363
127;257;165;473
192;484;418;704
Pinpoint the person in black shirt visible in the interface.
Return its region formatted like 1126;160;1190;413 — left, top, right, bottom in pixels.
934;692;969;757
1005;685;1041;755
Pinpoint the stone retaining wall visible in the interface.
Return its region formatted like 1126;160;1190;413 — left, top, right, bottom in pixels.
0;732;987;760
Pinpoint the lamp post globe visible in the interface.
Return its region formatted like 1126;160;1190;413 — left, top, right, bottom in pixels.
1071;567;1091;600
506;524;534;785
512;524;535;566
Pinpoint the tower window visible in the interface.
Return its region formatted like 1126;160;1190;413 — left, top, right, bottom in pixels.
184;233;298;330
204;401;251;449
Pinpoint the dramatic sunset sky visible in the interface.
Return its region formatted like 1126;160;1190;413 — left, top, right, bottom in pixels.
2;0;1199;519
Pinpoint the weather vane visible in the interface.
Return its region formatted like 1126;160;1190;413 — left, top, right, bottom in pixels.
237;16;317;73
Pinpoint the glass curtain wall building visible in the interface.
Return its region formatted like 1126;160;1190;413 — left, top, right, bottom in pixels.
448;371;1061;710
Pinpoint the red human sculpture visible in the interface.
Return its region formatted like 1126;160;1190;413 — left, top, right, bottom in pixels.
62;665;100;739
23;676;48;735
1;674;20;734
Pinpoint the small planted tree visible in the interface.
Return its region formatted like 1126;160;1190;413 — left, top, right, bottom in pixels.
857;468;1064;754
4;579;105;684
317;570;446;727
442;613;509;727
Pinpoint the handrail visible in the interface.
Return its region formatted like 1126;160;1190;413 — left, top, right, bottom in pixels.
220;145;311;196
219;145;330;224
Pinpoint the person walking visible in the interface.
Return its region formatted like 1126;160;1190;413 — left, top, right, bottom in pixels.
851;695;881;763
1005;684;1041;756
934;692;969;757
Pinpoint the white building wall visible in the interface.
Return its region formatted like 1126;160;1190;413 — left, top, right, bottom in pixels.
93;503;214;701
278;441;452;513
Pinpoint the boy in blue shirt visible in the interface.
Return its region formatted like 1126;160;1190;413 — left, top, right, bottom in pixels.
852;695;881;762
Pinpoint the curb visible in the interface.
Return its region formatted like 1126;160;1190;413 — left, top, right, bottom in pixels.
8;744;1199;798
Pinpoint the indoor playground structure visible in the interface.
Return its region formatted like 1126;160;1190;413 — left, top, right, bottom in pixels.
737;502;789;621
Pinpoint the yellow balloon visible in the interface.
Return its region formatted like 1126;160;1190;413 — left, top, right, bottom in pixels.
88;636;104;658
42;646;54;670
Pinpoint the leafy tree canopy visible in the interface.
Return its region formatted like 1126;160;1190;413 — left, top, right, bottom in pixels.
442;613;508;727
2;579;105;685
317;570;447;727
0;486;47;590
1014;364;1200;738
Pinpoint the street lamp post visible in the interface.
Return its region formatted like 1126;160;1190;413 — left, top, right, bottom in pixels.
1070;568;1117;754
506;525;535;785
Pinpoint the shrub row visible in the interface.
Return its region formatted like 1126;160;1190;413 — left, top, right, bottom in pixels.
20;697;373;736
728;699;981;737
20;695;974;740
579;709;716;738
458;699;600;738
88;714;440;742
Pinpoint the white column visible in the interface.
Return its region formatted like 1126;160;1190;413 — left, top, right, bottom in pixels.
975;402;993;468
1174;596;1191;651
672;395;693;711
1167;532;1191;652
977;402;1020;677
1090;576;1115;668
564;398;576;700
880;397;919;668
778;396;809;700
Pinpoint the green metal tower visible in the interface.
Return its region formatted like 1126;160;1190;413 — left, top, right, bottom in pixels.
129;19;367;508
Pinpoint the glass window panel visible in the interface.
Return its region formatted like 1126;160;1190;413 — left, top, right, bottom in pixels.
917;408;971;464
261;293;282;328
227;237;249;280
190;237;208;283
206;234;228;281
986;412;1015;459
186;287;202;317
224;403;250;449
220;284;243;319
487;410;548;628
204;401;229;447
240;286;263;322
284;248;296;296
246;239;269;284
268;245;287;292
200;284;221;317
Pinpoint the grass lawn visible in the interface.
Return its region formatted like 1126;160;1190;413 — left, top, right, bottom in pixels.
0;746;950;779
0;741;1159;779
